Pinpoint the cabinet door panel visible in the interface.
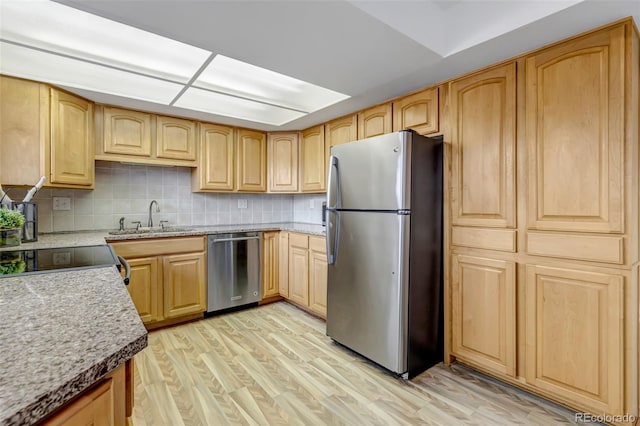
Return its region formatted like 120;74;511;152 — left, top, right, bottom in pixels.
50;89;94;186
103;107;151;157
0;76;46;186
392;87;439;135
325;115;357;160
288;234;309;306
125;257;160;324
309;236;327;317
451;255;516;376
163;252;206;319
300;125;326;192
450;63;516;228
358;103;392;139
195;123;234;191
525;264;623;414
156;116;196;161
268;132;299;192
262;231;279;298
278;232;290;298
44;376;115;426
526;26;624;233
237;129;267;192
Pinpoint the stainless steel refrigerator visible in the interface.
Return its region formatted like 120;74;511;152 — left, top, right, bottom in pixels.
325;130;443;378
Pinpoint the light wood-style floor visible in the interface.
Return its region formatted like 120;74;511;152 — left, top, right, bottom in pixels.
131;301;582;425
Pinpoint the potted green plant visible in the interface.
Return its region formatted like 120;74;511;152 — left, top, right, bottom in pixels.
0;208;26;247
0;251;26;275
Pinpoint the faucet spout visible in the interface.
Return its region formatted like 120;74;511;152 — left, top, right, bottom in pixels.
148;200;160;227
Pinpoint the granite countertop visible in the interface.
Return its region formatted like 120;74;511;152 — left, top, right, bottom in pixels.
104;222;326;241
0;267;148;426
0;222;325;251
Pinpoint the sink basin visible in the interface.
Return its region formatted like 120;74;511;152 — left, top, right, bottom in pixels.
108;226;193;235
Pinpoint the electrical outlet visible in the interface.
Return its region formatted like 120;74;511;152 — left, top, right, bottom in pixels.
309;199;314;209
53;252;71;265
238;199;248;209
53;197;71;211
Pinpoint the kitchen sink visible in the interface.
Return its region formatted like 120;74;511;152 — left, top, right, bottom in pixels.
108;226;193;235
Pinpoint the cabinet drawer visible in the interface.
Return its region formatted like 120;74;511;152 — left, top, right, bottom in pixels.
526;232;624;264
309;235;326;253
109;236;205;257
288;232;309;249
452;227;516;252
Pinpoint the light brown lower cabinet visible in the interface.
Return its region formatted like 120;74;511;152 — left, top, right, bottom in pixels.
450;253;633;421
308;236;328;317
288;233;310;307
109;237;206;329
261;231;280;299
43;361;130;426
278;232;290;298
451;254;516;377
524;264;624;416
281;232;327;318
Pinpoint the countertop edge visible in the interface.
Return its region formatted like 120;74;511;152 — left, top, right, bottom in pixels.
7;334;147;426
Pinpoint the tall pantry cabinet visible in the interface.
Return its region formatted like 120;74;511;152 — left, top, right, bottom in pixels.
447;19;638;422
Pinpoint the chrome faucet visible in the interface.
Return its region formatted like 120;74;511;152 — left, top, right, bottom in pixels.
148;200;160;227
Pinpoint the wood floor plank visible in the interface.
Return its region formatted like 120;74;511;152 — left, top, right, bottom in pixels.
131;301;584;426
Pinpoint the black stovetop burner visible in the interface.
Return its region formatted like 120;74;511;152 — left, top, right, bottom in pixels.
0;245;120;278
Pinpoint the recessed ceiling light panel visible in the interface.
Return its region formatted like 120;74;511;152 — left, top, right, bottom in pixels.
193;55;350;113
0;0;211;83
174;87;306;126
0;42;183;104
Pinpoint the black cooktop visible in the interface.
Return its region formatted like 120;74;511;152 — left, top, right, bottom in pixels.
0;245;120;278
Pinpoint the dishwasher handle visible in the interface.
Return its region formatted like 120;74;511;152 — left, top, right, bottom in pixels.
211;236;260;243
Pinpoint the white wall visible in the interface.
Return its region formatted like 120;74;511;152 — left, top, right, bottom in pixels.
6;161;300;232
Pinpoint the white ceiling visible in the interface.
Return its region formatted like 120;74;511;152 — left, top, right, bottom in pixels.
38;0;640;131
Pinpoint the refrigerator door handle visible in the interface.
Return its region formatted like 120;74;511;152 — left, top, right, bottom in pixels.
326;155;341;265
326;155;341;210
326;210;340;265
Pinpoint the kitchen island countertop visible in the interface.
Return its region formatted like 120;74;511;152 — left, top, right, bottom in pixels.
0;267;147;426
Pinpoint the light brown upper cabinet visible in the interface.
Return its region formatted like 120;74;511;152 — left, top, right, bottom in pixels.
357;103;392;139
192;123;235;191
97;106;197;167
450;63;516;229
101;107;151;157
49;88;94;187
300;125;326;193
236;128;267;192
393;87;439;135
156;115;196;162
0;76;94;188
526;25;625;234
325;114;357;159
268;132;299;192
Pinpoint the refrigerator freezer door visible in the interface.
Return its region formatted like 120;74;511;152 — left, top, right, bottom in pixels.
326;210;410;374
329;132;411;211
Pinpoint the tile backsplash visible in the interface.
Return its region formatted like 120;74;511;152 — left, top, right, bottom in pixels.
6;161;309;233
292;194;325;225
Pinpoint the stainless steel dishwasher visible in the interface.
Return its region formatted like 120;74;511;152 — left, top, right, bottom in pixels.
207;232;261;313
